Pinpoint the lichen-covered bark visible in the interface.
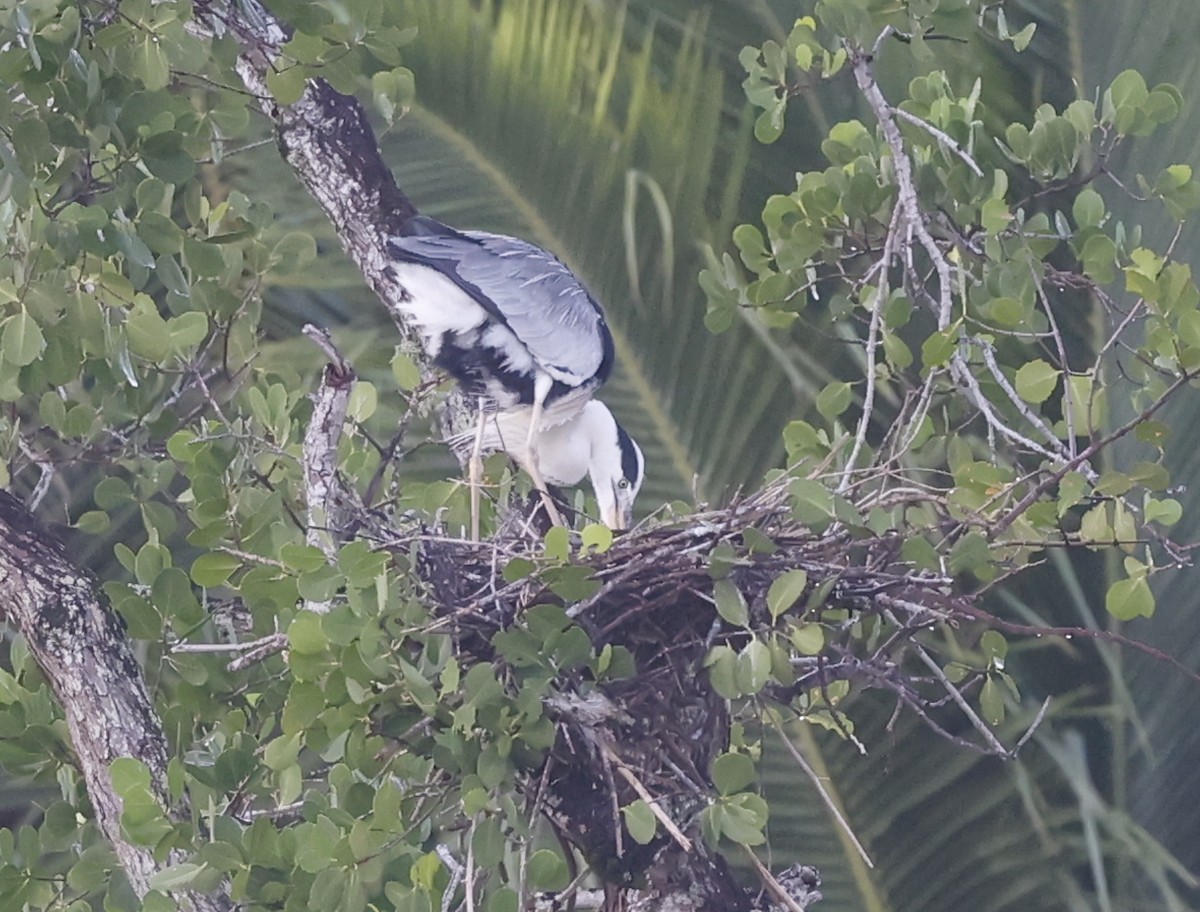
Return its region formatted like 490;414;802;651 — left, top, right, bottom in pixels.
0;492;232;912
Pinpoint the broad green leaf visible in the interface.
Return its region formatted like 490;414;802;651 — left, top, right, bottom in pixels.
126;300;171;361
266;65;307;105
714;578;749;628
622;800;657;845
190;552;240;587
526;849;569;890
1015;359;1060;403
135;36;170;91
1106;575;1155;620
712;752;757;796
148;863;205;892
2;309;44;366
767;569;809;620
581;523;613;554
288;612;328;655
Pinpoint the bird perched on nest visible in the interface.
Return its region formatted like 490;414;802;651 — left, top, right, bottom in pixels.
386;214;644;538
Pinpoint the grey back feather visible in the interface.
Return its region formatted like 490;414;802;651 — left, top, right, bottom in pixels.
388;226;610;386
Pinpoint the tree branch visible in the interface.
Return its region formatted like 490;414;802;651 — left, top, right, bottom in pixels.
0;492;232;911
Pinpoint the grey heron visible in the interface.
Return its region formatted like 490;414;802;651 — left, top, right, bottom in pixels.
386;215;644;536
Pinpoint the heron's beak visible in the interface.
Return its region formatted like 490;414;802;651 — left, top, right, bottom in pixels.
602;501;633;531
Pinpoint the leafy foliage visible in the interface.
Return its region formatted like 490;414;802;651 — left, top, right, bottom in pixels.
711;9;1200;623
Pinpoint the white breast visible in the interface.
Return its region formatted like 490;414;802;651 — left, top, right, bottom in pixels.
460;407;592;487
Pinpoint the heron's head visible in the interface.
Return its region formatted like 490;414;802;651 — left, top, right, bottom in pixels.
582;401;644;530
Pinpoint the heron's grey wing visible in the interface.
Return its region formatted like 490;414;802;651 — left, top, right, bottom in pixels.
389;228;611;387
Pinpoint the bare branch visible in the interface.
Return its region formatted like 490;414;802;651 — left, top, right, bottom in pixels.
301;325;356;575
773;722;874;868
892;106;984;177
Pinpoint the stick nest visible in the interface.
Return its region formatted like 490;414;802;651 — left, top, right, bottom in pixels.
412;482;976;884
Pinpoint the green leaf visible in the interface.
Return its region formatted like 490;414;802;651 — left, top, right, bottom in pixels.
347;381;377;422
167;312;208;350
736;639;772;695
263;732;302;771
815;381;852;420
1073;187;1105;228
148;863;205;892
544;526;570;562
921;325;958;370
1108;69;1149;112
190;552;240;587
391;352;421;390
371;67;415;125
2;309;44;366
581;523;614;554
109;757;153;796
789;478;836;527
126;300;171;361
76;510;110;534
623;799;658;844
980;630;1008;662
980;197;1010;234
789;623;824;655
502;557;536;583
754;100;786;144
488;890;518;912
288;612;328;655
980;676;1005;725
706;645;740;699
1106;575;1155;620
1144;497;1182;526
135;37;170;91
280;543;328;573
1015;359;1060;403
988;296;1026;326
283;680;326;734
151;567;202;627
526;848;569;890
1011;22;1036;52
767;569;808;620
712;752;757;796
713;578;749;627
707;792;768;846
266;65;307;105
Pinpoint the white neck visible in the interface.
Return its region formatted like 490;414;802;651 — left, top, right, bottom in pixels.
537;400;617;487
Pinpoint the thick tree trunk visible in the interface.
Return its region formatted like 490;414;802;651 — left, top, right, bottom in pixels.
0;492;231;911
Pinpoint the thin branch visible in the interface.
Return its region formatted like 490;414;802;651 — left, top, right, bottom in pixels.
1033;269;1077;454
300;325;356;612
892;106;984;177
851;44;955;330
976;338;1074;460
600;740;693;853
907;631;1012;756
840;205;902;493
773;723;874;868
991;366;1198;537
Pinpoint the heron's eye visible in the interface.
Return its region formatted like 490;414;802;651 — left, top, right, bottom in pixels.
617;479;630;490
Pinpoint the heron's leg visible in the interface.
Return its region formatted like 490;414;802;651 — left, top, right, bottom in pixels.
526;374;553;449
521;374;563;528
525;458;565;528
524;375;564;527
469;400;487;541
